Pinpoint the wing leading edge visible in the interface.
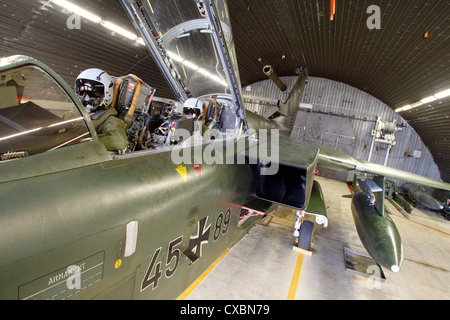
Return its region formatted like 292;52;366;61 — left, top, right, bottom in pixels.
317;145;450;191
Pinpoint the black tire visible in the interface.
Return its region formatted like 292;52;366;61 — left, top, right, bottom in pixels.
298;221;314;251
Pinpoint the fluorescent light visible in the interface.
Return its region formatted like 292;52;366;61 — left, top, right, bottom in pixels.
48;117;84;128
421;96;437;104
101;21;138;40
211;75;228;86
395;105;411;113
52;0;229;89
167;53;227;87
52;0;102;23
210;75;223;82
167;51;184;62
396;88;450;113
403;105;413;110
411;101;424;108
166;52;226;85
0;128;43;142
182;60;199;71
53;1;140;42
176;33;191;39
197;69;227;86
397;101;422;112
435;89;450;99
198;68;212;77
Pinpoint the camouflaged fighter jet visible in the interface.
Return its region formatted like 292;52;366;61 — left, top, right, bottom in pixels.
0;0;449;300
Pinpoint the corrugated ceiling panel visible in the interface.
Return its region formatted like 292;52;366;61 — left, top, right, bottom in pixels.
230;0;449;181
0;0;175;99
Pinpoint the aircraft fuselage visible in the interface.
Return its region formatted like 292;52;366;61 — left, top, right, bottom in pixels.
0;140;259;300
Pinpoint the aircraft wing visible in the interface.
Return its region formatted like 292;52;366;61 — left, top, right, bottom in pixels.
270;64;450;191
314;143;450;273
249;133;449;273
317;145;450;191
244;130;450;216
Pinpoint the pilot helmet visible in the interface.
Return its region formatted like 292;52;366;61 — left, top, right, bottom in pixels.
183;98;204;118
75;68;114;113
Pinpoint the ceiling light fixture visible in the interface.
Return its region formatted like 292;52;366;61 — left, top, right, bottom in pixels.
52;1;228;88
435;89;450;99
395;105;411;113
52;0;102;23
52;0;143;43
167;51;184;63
167;51;228;87
101;21;138;41
182;60;200;71
421;96;437;104
396;88;450;113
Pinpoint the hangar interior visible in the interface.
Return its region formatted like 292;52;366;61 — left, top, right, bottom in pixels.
1;0;448;183
0;0;449;300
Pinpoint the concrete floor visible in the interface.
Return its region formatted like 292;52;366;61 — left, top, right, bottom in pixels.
185;176;450;300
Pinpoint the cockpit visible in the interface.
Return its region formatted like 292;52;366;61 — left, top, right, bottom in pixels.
71;65;245;153
145;94;245;149
121;0;249;135
0;59;247;163
0;0;250;161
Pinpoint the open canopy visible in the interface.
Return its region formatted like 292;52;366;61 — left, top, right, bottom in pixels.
122;0;243;102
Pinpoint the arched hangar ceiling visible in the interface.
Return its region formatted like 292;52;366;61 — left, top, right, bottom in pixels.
230;0;450;182
0;0;449;182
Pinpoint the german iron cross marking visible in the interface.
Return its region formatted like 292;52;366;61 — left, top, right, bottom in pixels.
188;217;211;258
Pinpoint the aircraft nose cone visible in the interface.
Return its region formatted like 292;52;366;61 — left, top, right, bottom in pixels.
391;265;400;273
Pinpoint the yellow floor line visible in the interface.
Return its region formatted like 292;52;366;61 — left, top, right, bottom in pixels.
177;249;230;300
287;253;305;300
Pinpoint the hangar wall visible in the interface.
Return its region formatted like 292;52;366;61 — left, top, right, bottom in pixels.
243;76;442;185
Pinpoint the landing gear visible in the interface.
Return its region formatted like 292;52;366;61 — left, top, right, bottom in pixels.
441;208;450;221
293;210;315;254
297;221;314;251
293;207;327;255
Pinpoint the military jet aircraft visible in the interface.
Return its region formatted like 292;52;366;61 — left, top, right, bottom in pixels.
403;183;444;211
402;184;444;212
402;183;450;220
0;0;449;300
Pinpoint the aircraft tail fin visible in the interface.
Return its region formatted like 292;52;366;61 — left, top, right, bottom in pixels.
277;67;309;134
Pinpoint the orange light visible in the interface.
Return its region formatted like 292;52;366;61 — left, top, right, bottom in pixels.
330;0;336;21
424;31;429;38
